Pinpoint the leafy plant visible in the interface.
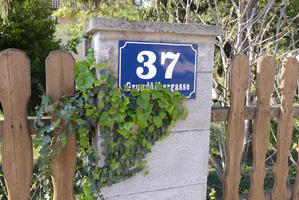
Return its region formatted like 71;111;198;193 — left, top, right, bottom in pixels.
33;48;188;199
0;0;61;112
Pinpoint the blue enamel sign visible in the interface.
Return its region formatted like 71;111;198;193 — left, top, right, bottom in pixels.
119;41;197;99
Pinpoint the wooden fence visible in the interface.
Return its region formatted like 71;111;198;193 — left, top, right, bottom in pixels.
211;55;299;200
1;49;299;200
0;49;76;200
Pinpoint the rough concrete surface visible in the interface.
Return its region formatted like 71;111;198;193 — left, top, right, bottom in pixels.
86;18;222;37
171;72;213;132
106;183;208;200
91;33;215;73
87;18;220;200
101;130;210;199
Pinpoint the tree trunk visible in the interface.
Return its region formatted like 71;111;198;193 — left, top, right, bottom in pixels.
240;0;258;160
1;0;9;20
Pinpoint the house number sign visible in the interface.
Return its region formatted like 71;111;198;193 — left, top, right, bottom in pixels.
118;40;197;98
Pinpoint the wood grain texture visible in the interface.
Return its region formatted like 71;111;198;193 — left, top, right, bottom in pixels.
272;57;299;200
223;55;249;200
294;137;299;200
210;105;299;122
46;51;76;200
292;58;299;200
0;49;33;200
249;56;275;200
240;186;294;200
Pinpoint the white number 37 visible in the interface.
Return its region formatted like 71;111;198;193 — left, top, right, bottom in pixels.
136;51;180;80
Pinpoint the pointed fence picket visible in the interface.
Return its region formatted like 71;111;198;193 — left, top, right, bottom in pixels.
249;56;275;200
272;58;298;200
46;50;76;200
223;55;249;200
0;49;33;200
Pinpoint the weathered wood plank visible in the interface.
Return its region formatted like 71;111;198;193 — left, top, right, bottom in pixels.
272;57;299;200
46;50;76;200
0;49;33;200
223;55;249;200
210;105;299;122
249;56;275;200
240;186;294;200
0;117;50;136
292;58;299;200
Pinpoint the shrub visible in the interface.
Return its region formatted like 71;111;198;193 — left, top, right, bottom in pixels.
0;0;61;112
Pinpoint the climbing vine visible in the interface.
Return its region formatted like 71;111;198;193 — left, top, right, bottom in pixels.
33;49;188;199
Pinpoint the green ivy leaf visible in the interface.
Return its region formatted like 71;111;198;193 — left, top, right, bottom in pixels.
76;71;95;92
153;116;162;127
86;109;94;116
137;96;149;109
60;132;68;147
166;104;175;114
111;162;120;171
76;62;89;74
97;101;105;109
182;106;188;120
101;69;111;80
148;125;155;132
163;88;174;97
95;80;103;86
98;112;114;127
135;161;143;169
123;84;130;91
155;82;162;90
113;113;125;123
158;100;169;109
60;109;73;120
159;111;167;119
172;108;181;121
110;142;117;149
108;76;117;86
131;88;139;96
123;122;134;132
151;90;161;99
41;135;51;146
136;111;148;128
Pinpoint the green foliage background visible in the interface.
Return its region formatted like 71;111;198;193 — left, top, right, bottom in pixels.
0;0;61;112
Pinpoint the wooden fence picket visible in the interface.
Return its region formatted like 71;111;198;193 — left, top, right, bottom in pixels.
46;50;76;200
223;55;249;200
249;56;275;200
272;58;299;200
291;58;299;200
0;49;33;200
294;136;299;200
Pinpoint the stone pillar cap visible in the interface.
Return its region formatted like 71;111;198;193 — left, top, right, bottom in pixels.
86;17;222;36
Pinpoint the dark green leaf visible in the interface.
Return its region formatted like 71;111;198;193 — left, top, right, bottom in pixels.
153;116;162;127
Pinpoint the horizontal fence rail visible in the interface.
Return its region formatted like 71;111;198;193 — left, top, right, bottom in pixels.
211;105;299;122
3;105;299;135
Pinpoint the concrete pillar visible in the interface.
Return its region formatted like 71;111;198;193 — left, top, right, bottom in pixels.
86;18;222;200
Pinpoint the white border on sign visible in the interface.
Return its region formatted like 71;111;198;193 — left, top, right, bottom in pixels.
119;41;197;99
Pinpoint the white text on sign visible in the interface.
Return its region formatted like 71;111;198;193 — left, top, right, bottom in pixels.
136;51;180;80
